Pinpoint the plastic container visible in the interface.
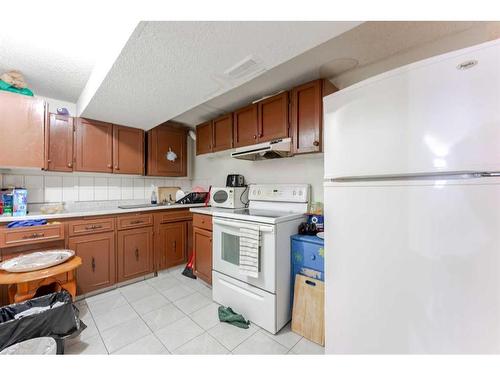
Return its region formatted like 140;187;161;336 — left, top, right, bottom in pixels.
12;188;28;217
1;190;13;217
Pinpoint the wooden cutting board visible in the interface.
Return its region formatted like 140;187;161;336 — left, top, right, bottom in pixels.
158;187;180;204
291;274;325;346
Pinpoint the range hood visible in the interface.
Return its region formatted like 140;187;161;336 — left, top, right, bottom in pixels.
231;138;292;161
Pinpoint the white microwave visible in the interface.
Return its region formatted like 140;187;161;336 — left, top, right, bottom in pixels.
210;187;248;208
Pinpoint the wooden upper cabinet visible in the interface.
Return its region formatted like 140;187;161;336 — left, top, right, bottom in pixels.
257;91;289;142
196;121;212;155
212;114;233;152
233;104;258;147
113;125;144;175
0;91;45;168
147;123;187;177
46;114;73;172
74;118;113;172
291;79;338;154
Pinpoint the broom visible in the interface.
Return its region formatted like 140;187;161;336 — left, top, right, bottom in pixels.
182;253;197;279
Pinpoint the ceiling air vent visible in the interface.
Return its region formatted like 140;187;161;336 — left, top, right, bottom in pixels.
223;55;265;80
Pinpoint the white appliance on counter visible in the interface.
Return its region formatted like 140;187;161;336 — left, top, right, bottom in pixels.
210;187;248;209
212;184;310;334
323;39;500;354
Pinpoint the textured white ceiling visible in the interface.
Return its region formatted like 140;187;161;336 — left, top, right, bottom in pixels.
79;21;360;129
0;18;129;102
173;21;500;126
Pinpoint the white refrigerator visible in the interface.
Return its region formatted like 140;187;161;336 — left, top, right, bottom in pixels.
323;39;500;354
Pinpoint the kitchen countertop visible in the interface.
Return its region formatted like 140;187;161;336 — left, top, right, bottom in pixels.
0;203;206;223
189;206;237;216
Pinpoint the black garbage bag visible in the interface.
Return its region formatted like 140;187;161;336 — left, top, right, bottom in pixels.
0;290;85;353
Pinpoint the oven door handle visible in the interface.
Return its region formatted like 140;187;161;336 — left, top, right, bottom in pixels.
213;218;274;233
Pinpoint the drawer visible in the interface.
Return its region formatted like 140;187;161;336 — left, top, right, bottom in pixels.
0;224;65;248
193;214;212;231
291;238;324;273
68;217;115;236
212;271;278;334
155;209;192;224
117;213;153;230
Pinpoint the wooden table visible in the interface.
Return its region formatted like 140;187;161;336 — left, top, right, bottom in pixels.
0;256;82;304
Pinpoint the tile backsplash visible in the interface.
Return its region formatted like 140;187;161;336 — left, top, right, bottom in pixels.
1;171;192;204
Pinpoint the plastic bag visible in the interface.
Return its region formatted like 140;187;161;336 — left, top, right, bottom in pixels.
0;291;85;353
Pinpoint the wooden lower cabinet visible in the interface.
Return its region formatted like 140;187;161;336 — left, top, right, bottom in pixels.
117;227;154;282
68;232;115;294
193;227;212;284
157;221;187;270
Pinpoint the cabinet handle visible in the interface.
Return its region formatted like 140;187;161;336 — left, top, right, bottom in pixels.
258;133;263;138
130;220;144;224
135;248;139;260
47;159;51;163
91;257;96;272
85;224;103;230
22;233;44;239
114;165;119;170
172;240;176;253
253;135;257;139
107;164;112;168
313;140;320;147
67;162;73;168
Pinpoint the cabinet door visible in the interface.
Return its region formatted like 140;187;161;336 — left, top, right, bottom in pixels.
117;227;153;282
212;114;233;152
147;125;187;177
113;125;144;175
291;80;335;154
233;104;258;147
258;91;289;142
187;219;193;261
46;114;74;172
0;91;45;168
193;227;212;285
196;121;212;155
68;232;115;294
157;221;186;269
74;118;113;172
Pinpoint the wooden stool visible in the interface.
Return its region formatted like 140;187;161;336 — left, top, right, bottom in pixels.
0;256;82;304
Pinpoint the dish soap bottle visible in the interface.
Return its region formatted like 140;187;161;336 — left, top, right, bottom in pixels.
151;185;157;205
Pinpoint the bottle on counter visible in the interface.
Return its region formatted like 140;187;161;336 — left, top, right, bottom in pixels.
151;185;158;205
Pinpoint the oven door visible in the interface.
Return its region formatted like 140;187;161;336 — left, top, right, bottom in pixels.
212;217;276;293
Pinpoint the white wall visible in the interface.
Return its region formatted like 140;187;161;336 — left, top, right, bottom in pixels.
38;96;77;116
191;151;325;203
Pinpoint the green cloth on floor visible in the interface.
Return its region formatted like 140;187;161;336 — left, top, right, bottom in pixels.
218;306;250;329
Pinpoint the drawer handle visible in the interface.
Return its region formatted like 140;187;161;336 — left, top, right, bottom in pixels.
85;224;103;230
22;233;45;239
313;140;320;147
130;220;144;224
91;257;96;272
135;248;139;260
311;255;316;261
305;279;316;287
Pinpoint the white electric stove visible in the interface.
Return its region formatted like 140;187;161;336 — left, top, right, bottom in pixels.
211;184;310;334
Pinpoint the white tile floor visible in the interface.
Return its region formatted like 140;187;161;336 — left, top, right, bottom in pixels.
65;265;324;355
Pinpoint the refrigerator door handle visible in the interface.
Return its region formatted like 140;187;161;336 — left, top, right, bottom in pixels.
325;171;500;182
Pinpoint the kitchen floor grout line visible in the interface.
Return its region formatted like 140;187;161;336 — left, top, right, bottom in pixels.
227;327;263;354
81;299;110;354
125;289;172;354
